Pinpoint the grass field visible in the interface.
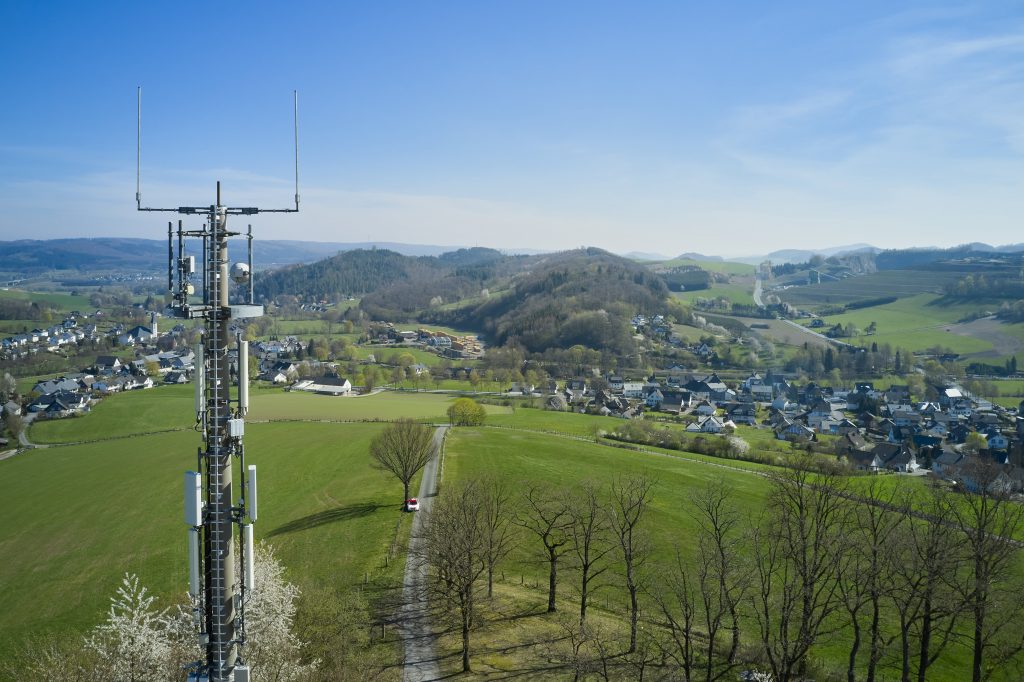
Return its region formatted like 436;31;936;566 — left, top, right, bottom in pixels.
444;427;772;581
673;281;755;307
807;293;1003;356
248;389;511;422
775;269;966;306
0;288;93;310
30;384;196;443
670;322;710;344
485;408;623;437
0;319;39;334
351;344;454;367
651;257;756;276
0;421;415;659
440;427;982;680
29;385;514;444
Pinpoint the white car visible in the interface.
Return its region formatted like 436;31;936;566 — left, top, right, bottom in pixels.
406;498;420;512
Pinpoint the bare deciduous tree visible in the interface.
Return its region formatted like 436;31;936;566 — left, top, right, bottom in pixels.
837;477;905;682
368;419;434;509
651;551;699;681
421;479;488;673
752;458;848;682
610;473;654;654
516;483;572;613
652;480;749;682
889;484;965;682
568;481;614;626
949;458;1024;682
692;480;750;682
480;475;517;599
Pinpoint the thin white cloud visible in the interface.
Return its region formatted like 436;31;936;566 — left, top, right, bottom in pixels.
889;32;1024;76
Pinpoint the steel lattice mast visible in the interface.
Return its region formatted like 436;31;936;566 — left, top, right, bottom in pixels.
137;88;299;682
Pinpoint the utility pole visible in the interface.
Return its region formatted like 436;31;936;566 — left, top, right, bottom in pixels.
138;88;299;682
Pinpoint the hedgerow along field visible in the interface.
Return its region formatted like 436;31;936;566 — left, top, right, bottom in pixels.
0;421;416;663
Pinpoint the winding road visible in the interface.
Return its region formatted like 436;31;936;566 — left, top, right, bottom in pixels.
400;426;446;681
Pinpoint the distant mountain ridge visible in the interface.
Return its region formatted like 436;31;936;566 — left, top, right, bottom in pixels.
0;238;476;274
732;244;880;266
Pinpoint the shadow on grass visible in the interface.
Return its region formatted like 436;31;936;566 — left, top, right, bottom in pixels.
267;503;383;537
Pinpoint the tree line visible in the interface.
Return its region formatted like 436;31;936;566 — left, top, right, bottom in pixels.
421;456;1024;681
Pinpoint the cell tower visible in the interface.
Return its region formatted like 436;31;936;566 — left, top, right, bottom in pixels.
136;87;300;682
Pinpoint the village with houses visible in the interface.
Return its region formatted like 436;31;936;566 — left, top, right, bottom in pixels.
5;299;1024;497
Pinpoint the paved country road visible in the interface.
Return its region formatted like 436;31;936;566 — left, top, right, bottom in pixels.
400;426;446;681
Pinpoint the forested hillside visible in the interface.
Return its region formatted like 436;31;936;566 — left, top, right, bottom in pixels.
254;248;436;300
428;248;671;355
254;246;677;356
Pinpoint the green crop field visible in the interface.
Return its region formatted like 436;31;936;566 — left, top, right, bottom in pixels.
0;421;414;659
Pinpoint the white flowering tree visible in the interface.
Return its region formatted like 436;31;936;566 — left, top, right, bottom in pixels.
22;542;316;682
85;574;179;681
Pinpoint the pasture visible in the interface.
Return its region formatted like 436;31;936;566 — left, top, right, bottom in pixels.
29;385;513;444
811;293;1012;357
0;288;93;311
775;269;965;306
673;280;755;307
248;389;511;422
0;421;413;660
440;427;980;680
652;257;756;276
444;426;772;579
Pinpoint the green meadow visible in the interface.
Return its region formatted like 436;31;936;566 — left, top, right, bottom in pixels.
0;288;93;311
673;281;755;307
441;427;980;680
652;257;756;276
808;293;1016;356
29;384;514;444
444;426;772;584
0;421;415;659
776;269;965;306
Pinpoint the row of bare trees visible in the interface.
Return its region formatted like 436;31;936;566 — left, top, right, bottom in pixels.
650;458;1024;682
419;474;656;673
421;456;1024;680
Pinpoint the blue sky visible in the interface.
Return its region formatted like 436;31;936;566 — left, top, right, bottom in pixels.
2;1;1023;257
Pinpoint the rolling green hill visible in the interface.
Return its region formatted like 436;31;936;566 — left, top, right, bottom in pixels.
429;248;672;355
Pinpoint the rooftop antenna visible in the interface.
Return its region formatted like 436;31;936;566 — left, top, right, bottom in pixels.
138;87;300;682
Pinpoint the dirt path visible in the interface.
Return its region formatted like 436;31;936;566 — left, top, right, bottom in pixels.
400;426;446;681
